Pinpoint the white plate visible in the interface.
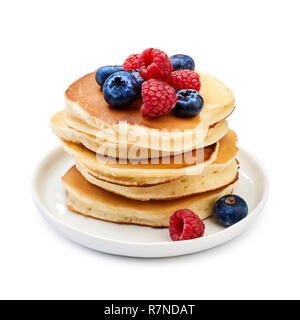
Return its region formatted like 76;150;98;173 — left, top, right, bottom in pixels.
32;146;269;258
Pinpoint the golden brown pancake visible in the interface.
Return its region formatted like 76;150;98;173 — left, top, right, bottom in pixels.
76;159;239;201
66;72;200;131
60;138;219;186
72;129;239;200
65;72;234;130
62;166;237;227
51;110;229;159
64;72;235;154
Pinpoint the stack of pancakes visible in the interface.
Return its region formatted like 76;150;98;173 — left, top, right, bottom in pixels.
51;71;238;227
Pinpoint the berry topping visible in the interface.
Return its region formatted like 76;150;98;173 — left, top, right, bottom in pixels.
122;54;140;72
141;79;177;118
168;70;201;92
95;65;125;87
213;194;248;227
103;71;139;108
169;209;205;241
170;54;195;71
173;89;204;118
128;69;144;92
138;48;173;81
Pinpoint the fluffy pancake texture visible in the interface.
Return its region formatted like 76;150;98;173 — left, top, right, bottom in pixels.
62;166;237;227
76;159;239;201
73;130;238;199
60;129;237;186
61;139;219;186
64;72;234;153
51;110;229;159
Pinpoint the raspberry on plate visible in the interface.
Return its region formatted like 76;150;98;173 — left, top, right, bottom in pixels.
141;79;177;118
122;54;140;72
168;70;201;92
169;209;205;241
138;48;173;81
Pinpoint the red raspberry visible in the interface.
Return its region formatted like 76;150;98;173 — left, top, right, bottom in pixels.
168;70;201;91
138;48;173;81
169;209;205;241
141;79;177;118
122;54;140;71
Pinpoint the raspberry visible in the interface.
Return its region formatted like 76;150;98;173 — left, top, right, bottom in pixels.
168;70;201;92
141;79;177;118
169;209;205;241
122;54;140;71
138;48;173;81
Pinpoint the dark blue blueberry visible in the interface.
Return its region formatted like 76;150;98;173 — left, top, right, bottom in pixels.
213;194;248;227
170;54;195;71
173;89;204;118
95;65;125;87
128;69;144;92
103;71;139;108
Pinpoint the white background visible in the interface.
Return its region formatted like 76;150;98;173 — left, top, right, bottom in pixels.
1;0;299;300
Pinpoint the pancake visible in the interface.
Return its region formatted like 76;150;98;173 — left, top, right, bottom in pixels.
74;130;238;199
65;72;234;153
61;129;237;187
51;110;229;159
76;158;239;201
62;166;237;227
61;139;219;186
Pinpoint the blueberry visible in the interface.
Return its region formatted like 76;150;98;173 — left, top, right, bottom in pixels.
170;54;195;71
128;69;144;92
213;194;248;227
95;65;125;87
103;71;139;108
173;89;204;118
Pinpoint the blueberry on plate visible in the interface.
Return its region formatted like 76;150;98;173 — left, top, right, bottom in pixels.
103;71;139;108
173;89;204;118
170;54;195;71
213;194;248;227
128;69;144;92
95;65;125;87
